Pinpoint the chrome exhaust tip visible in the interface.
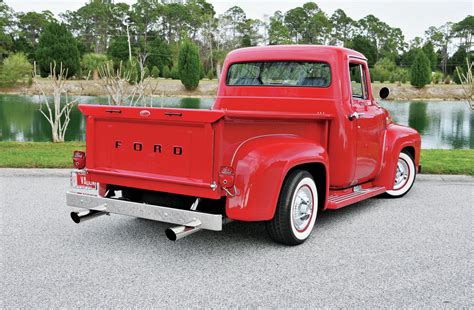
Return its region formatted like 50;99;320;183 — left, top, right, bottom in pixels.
165;220;202;241
70;210;106;224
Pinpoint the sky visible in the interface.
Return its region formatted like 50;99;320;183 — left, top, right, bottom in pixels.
5;0;473;41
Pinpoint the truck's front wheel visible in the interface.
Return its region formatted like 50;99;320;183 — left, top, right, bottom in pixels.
385;151;416;198
266;170;318;245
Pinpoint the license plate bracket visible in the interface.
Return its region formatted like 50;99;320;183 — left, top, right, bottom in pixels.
71;170;98;191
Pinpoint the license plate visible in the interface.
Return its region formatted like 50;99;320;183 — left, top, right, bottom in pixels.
71;170;98;190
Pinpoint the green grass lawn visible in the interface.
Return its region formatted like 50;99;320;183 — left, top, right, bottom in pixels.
0;142;85;168
420;149;474;176
0;142;472;175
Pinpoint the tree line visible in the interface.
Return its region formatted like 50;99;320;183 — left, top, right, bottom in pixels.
0;0;472;89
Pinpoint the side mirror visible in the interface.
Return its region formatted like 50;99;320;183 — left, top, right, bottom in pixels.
379;87;390;99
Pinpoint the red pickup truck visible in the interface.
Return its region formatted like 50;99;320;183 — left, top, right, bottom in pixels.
67;45;421;245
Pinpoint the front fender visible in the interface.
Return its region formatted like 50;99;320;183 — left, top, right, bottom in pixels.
374;124;421;189
226;135;328;222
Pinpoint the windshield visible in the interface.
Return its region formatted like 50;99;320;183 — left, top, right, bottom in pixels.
226;61;331;87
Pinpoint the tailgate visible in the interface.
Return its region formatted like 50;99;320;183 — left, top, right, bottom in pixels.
79;104;224;198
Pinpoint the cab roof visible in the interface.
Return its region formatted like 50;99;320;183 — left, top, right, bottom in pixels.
225;45;367;63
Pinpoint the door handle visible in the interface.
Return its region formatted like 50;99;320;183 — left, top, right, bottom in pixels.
348;112;365;121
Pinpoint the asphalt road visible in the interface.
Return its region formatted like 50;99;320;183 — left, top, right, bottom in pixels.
1;169;472;308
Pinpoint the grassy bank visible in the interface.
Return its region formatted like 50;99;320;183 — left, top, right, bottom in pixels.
0;142;472;176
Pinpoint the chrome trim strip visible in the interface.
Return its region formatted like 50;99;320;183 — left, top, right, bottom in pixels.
329;186;385;203
66;191;223;231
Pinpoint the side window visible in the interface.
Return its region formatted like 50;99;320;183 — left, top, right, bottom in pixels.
349;63;368;99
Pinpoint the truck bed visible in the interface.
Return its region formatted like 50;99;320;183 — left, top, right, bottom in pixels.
79;104;332;200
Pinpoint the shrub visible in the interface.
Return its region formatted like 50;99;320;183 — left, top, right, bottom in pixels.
207;69;215;80
389;73;396;83
178;40;201;90
162;65;171;79
0;53;33;87
82;53;107;80
151;66;160;78
399;69;409;84
432;71;443;84
170;64;180;80
143;67;150;79
410;50;432;88
444;75;452;84
374;58;396;83
35;22;80;78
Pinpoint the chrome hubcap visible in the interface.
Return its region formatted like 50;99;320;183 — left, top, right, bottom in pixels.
293;186;313;231
394;159;409;188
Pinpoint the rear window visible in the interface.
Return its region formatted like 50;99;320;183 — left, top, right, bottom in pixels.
226;61;331;87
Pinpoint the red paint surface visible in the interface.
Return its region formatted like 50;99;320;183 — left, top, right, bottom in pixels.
79;45;420;221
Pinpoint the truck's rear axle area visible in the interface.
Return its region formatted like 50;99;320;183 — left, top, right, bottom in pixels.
67;191;227;241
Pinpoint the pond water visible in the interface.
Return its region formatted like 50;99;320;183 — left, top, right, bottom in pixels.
0;94;472;149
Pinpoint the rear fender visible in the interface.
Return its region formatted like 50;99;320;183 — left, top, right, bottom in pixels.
226;135;328;221
375;124;421;189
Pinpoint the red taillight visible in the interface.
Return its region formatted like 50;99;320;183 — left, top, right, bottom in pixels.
73;150;86;169
219;166;235;188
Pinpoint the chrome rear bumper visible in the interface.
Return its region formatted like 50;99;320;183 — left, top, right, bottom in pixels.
66;191;224;231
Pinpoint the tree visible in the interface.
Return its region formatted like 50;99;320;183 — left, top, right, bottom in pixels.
82;53;107;80
162;3;191;43
61;0;116;53
425;23;453;74
178;40;201;90
239;19;262;47
16;11;56;53
303;11;332;44
0;1;14;60
284;6;307;43
455;58;473;110
422;41;437;71
146;38;172;75
107;36;131;65
452;15;473;49
36;63;83;142
348;35;377;66
330;9;355;46
449;46;472;83
36;22;80;78
357;14;405;61
268;11;291;45
131;0;161;50
411;50;432;88
0;52;32;86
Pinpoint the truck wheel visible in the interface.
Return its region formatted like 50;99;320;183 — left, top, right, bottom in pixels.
385;151;416;198
266;170;318;245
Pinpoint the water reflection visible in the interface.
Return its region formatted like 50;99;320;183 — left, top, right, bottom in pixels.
0;94;472;149
381;100;473;149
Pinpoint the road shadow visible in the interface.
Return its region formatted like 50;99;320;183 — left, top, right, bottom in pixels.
92;196;384;250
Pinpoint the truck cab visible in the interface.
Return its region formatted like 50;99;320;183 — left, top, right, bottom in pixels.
67;45;421;245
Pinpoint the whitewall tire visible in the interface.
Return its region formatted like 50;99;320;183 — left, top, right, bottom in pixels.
267;170;318;245
385;151;416;197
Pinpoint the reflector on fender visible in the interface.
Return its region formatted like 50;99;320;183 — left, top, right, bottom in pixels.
219;166;235;188
73;150;86;169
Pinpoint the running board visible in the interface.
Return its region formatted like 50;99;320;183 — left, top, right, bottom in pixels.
327;186;386;209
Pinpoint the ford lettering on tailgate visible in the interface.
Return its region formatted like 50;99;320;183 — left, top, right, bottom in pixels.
91;119;214;183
